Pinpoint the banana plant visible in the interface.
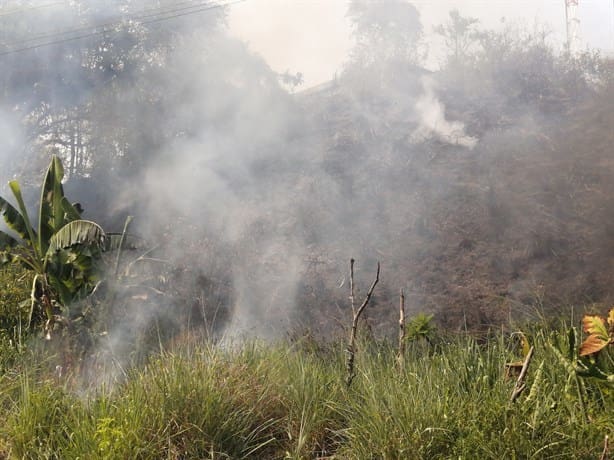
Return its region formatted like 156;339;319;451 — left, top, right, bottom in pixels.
0;155;106;337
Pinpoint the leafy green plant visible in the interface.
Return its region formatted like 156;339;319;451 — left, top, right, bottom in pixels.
0;155;106;337
406;313;436;343
95;417;126;460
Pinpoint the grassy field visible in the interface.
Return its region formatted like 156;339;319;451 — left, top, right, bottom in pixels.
0;323;612;459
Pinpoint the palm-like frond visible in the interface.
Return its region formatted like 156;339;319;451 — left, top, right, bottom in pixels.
47;220;106;255
0;195;34;243
61;197;82;221
8;180;39;258
39;155;67;254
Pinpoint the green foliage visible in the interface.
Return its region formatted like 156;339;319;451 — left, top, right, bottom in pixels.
95;417;125;460
0;155;106;335
0;325;611;458
406;312;436;343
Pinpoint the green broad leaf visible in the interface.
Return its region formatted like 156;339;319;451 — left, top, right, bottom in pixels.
0;195;33;243
54;279;76;307
38;155;67;254
61;197;82;221
8;180;39;257
47;220;106;255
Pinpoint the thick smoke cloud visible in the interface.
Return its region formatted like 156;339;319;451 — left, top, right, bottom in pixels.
2;0;613;357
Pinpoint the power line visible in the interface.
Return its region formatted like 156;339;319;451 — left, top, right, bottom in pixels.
0;1;65;18
2;0;216;46
2;0;226;48
0;0;244;56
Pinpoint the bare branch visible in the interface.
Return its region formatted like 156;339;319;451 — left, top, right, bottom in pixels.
346;260;380;388
600;434;609;460
397;288;405;369
354;262;380;321
349;258;355;316
511;346;535;402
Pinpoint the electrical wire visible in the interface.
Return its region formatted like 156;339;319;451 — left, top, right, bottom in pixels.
0;0;244;56
2;0;226;47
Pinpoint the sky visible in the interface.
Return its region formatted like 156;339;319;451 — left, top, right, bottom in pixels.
228;0;614;87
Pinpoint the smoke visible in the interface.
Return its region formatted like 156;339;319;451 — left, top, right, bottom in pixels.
0;108;23;186
412;76;477;148
2;0;614;371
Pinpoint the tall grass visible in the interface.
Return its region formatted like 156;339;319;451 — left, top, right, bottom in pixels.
0;327;611;459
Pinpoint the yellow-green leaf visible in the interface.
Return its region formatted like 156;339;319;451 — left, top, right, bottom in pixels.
582;315;608;338
580;313;613;356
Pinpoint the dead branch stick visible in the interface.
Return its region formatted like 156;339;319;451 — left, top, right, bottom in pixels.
600;434;609;460
349;258;355;316
511;346;535;402
397;289;406;370
345;260;380;388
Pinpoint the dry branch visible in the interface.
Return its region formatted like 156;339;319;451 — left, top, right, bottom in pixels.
345;260;380;388
511;346;535;402
600;434;609;460
397;288;406;369
349;258;355;315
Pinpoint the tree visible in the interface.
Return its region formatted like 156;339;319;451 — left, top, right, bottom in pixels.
347;0;423;67
344;0;424;95
0;0;227;182
434;10;479;67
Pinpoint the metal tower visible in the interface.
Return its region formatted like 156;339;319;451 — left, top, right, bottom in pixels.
565;0;581;53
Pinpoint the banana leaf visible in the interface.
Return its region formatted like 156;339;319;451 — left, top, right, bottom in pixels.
47;220;106;255
0;195;34;243
61;197;82;221
38;155;67;254
8;180;38;257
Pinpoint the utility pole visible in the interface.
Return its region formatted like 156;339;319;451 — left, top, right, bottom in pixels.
565;0;580;54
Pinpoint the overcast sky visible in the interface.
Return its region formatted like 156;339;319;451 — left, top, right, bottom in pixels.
228;0;614;87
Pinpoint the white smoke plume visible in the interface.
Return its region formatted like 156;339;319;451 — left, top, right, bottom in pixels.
412;76;477;149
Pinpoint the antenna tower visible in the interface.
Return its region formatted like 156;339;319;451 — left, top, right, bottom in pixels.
565;0;580;53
